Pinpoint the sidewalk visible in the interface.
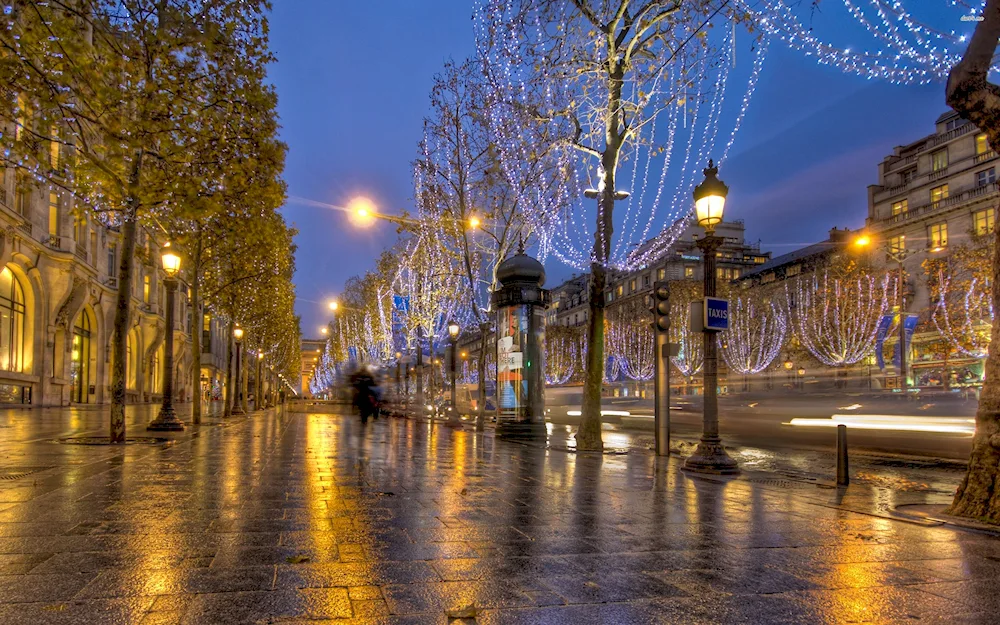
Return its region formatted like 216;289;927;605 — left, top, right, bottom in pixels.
0;408;997;623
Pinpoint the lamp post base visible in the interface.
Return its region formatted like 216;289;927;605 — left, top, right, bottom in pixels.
147;406;185;432
231;407;246;416
682;436;739;474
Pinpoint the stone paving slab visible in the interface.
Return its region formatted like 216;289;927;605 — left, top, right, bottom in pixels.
0;405;997;623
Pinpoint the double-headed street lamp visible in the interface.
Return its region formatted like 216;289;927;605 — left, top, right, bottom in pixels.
232;326;246;415
683;160;739;475
148;244;185;432
447;319;461;426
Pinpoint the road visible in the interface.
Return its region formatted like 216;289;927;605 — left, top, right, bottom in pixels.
546;389;977;460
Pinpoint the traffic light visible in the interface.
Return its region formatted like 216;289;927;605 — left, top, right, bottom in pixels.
653;281;670;333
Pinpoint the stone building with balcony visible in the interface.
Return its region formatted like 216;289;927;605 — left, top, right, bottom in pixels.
866;110;999;313
865;111;998;389
0;169;227;406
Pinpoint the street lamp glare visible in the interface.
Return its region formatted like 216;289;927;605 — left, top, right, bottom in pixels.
161;243;181;277
320;327;328;335
693;159;728;233
347;197;377;228
328;300;339;312
233;326;244;341
258;352;264;360
468;215;481;230
853;235;871;248
447;319;460;339
783;360;793;370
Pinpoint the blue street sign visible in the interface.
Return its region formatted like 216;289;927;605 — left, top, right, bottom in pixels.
704;297;729;332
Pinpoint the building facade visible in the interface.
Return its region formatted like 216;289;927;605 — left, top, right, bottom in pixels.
867;110;999;312
0;172;227;406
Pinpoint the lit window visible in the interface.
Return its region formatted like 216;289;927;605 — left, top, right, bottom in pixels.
107;244;117;277
15;94;26;141
891;199;908;216
786;265;801;278
930;184;949;206
931;149;948;172
977;133;990;155
684;266;694;278
657;268;665;280
889;236;905;254
0;268;26;373
615;284;623;297
974;208;995;236
49;125;59;169
48;192;59;237
929;222;948;249
143;275;150;304
976;168;996;187
629;279;636;292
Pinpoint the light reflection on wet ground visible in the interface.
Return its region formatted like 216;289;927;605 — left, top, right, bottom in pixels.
0;406;997;623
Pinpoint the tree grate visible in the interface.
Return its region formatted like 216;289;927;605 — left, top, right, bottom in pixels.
0;466;54;481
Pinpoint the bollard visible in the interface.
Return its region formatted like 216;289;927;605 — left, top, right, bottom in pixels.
836;424;849;486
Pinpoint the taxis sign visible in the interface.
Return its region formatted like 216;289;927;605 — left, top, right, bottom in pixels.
704;297;729;332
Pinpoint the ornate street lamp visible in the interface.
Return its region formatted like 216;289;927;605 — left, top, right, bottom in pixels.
148;244;184;431
684;160;739;475
447;319;461;426
232;326;245;415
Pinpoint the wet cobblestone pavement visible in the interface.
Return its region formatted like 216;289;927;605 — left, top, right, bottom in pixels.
1;406;999;624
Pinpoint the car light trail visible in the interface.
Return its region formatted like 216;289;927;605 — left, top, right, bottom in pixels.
786;414;975;435
566;410;632;417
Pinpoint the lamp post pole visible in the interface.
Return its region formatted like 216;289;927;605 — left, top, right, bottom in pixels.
148;278;183;430
256;352;264;411
447;320;460;426
893;253;908;397
683;160;739;475
232;328;245;415
148;245;184;431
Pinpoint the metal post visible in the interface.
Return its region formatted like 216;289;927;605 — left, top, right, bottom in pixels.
898;258;908;398
256;355;263;411
396;361;401;400
653;280;670;457
448;338;459;426
684;235;739;474
232;340;245;415
836;424;850;486
416;327;424;414
148;278;184;431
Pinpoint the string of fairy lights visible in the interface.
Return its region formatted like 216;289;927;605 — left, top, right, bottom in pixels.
314;0;990;389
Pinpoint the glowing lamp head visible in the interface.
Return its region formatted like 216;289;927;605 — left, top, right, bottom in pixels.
328;300;339;312
161;243;181;277
693;159;728;233
258;352;264;360
797;368;806;376
447;319;460;339
320;327;328;335
783;360;793;370
468;215;481;230
347;197;377;228
853;235;871;248
233;326;244;341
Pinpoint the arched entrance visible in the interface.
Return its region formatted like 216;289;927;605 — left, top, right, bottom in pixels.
70;311;93;403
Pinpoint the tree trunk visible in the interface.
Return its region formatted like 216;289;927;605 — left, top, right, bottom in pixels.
224;319;234;417
109;150;143;443
190;228;203;423
241;352;249;414
943;0;1000;522
476;322;489;432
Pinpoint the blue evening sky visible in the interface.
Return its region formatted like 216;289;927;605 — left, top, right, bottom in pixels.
268;2;952;339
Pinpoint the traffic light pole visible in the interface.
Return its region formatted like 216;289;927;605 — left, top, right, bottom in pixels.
653;281;671;457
